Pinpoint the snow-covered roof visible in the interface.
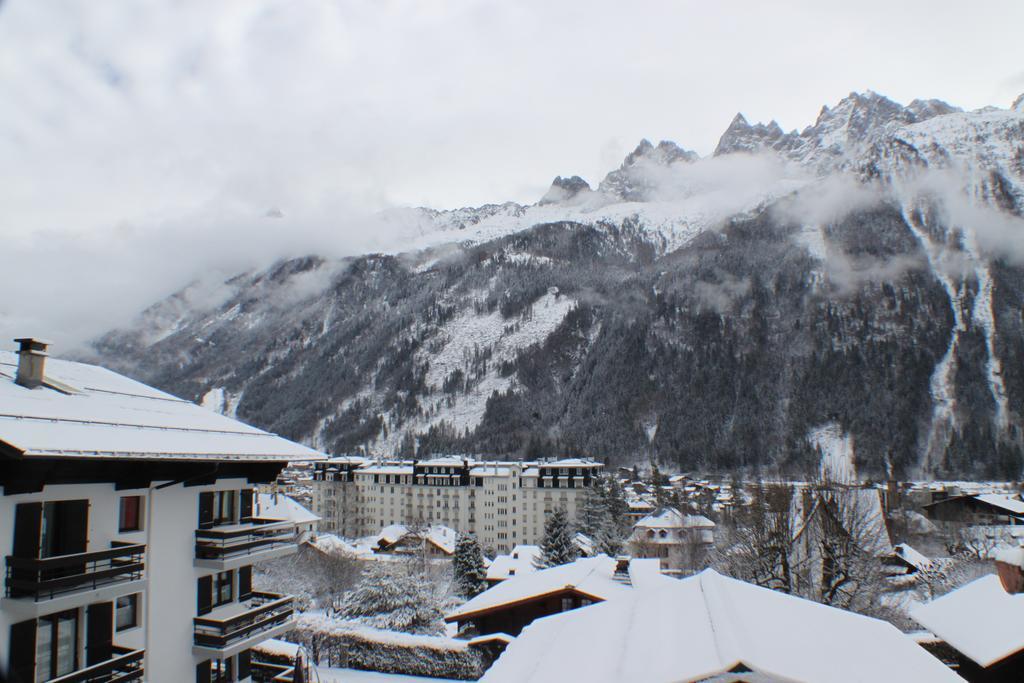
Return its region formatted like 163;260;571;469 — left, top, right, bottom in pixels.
573;532;594;557
420;456;470;466
483;569;960;683
470;466;513;476
486;545;541;582
375;524;410;547
0;351;326;462
634;507;715;530
256;493;320;525
358;464;413;475
306;533;373;558
892;543;931;571
252;638;301;659
324;455;371;465
425;525;457;555
447;555;670;622
975;493;1024;516
912;574;1024;668
996;546;1024;569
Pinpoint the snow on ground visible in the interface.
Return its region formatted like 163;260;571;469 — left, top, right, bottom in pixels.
809;422;858;484
316;667;461;683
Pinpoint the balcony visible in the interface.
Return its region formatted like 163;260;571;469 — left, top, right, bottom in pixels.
252;661;296;683
194;592;295;658
4;543;145;606
48;646;144;683
195;519;297;570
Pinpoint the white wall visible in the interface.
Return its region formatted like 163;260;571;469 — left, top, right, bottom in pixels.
0;476;258;683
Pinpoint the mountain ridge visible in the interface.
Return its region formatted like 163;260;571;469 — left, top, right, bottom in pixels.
86;91;1024;480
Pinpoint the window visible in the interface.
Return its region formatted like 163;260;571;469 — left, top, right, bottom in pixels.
214;571;233;607
118;496;143;532
560;597;574;611
116;594;139;631
214;491;236;525
36;610;78;681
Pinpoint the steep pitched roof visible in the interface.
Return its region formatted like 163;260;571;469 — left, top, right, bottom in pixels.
482;569;959;683
0;351;325;462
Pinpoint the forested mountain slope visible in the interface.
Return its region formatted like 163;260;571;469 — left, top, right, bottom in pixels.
88;92;1024;479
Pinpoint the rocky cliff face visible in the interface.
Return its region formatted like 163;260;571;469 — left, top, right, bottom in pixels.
88;92;1024;479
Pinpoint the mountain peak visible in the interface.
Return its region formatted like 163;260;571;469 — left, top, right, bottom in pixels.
539;175;593;205
1013;93;1024;113
598;139;698;200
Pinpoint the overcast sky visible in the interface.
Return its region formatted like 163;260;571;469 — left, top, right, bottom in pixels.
1;0;1023;347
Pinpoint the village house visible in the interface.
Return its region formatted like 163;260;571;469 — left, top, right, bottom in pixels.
255;492;320;540
912;550;1024;682
481;568;960;682
628;507;715;573
923;493;1024;527
445;555;667;637
0;339;327;683
371;524;458;558
485;545;541;585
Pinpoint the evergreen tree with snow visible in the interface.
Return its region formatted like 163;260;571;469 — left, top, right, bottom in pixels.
536;507;578;568
339;560;445;634
453;533;488;598
579;475;630;556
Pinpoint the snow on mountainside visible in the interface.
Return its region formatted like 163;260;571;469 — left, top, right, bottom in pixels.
88;91;1024;479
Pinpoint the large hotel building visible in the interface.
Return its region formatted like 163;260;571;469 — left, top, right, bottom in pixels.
311;456;603;552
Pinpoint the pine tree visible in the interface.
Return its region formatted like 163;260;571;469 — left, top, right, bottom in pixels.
339;561;444;634
536;507;578;568
453;533;488;598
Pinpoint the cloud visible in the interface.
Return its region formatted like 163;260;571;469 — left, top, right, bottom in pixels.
2;1;1024;350
693;274;751;313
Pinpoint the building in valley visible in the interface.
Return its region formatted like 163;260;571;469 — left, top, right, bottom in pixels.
0;339;326;683
310;456;602;553
445;555;668;637
627;508;715;573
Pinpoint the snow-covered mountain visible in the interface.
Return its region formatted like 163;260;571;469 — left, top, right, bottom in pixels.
88;91;1024;479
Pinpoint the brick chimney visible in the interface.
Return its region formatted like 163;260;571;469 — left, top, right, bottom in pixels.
14;338;49;389
995;546;1024;594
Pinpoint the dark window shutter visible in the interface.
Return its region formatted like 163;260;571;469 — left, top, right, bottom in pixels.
197;575;213;616
195;659;211;683
198;492;215;530
240;489;254;521
12;503;42;558
238;565;252;601
11;504;42;598
59;500;89;555
86;602;114;665
237;649;252;680
8;618;36;683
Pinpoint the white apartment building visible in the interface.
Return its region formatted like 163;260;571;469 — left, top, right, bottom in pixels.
311;456;602;552
0;339;326;683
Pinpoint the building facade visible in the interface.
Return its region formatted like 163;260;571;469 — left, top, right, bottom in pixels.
0;339;326;683
311;457;602;553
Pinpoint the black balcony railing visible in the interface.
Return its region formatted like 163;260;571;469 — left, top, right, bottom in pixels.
5;543;145;601
48;646;144;683
195;519;296;561
194;592;294;650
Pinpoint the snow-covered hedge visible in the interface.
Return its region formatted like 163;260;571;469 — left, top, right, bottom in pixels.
292;615;487;680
